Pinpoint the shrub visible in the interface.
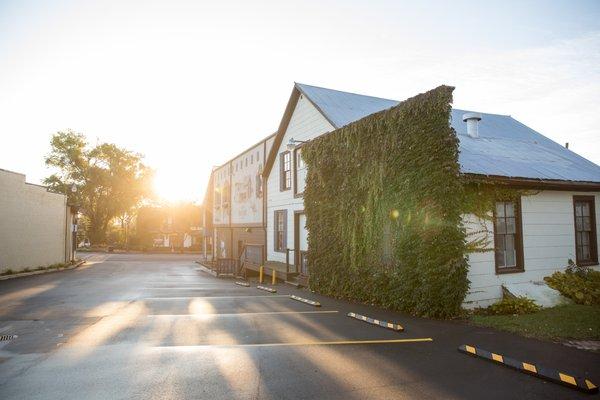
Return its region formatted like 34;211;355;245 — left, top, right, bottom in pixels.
478;297;541;316
544;268;600;305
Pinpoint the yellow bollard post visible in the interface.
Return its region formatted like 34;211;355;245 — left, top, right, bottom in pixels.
259;266;264;284
272;269;276;285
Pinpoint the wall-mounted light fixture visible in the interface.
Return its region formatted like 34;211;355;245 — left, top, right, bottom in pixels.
286;137;308;151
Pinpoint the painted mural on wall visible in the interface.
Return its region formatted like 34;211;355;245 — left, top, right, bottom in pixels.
231;159;263;225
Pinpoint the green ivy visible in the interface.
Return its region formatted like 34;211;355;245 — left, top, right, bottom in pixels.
302;86;469;318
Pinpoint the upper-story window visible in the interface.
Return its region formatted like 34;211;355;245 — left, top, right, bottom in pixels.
280;151;291;191
493;199;524;274
294;147;307;196
573;196;598;266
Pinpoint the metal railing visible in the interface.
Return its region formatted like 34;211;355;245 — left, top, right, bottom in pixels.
215;258;237;276
238;243;265;276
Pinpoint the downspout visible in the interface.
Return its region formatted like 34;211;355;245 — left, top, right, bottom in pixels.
64;198;69;263
263;139;268;264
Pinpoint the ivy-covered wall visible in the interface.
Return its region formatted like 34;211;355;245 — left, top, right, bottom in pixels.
302;86;469;318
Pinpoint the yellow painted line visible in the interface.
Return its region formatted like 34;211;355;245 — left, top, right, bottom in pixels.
559;373;577;386
465;345;476;354
154;338;433;349
147;311;339;317
522;362;537;373
491;353;503;363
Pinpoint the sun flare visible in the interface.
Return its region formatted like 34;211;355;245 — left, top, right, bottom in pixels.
153;169;197;203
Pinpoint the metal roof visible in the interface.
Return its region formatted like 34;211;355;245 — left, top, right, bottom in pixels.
296;83;600;183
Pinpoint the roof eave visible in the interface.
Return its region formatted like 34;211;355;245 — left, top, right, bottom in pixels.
463;173;600;191
263;85;302;178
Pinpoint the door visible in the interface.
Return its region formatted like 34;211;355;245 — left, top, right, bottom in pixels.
294;212;309;275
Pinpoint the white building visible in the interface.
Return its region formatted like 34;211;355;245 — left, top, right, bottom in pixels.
0;168;77;273
262;83;600;306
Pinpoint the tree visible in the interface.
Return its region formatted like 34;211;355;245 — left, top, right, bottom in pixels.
44;130;154;244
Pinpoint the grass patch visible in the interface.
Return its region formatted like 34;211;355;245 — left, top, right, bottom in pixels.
471;304;600;341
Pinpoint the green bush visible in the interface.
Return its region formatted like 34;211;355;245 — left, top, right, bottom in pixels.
477;297;541;316
302;86;469;318
544;269;600;305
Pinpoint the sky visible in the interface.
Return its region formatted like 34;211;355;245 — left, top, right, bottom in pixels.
1;0;599;202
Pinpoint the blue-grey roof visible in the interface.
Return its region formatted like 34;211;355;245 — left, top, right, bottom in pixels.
296;83;600;183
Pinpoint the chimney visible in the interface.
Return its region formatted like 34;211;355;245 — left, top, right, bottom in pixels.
462;112;482;138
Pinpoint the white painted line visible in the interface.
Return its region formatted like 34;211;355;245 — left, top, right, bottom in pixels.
143;295;292;300
144;287;230;290
147;310;339;317
152;338;433;349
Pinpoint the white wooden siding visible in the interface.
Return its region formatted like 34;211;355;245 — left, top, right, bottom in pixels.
266;94;334;262
464;190;600;308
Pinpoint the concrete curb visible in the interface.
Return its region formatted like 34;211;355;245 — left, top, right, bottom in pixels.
459;344;598;394
0;259;86;281
290;294;321;307
347;312;404;332
257;285;277;293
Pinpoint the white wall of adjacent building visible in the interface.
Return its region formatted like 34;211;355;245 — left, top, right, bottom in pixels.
266;93;334;263
0;168;74;273
464;190;600;308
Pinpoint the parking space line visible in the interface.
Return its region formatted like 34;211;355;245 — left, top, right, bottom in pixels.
147;310;339;317
154;338;433;349
143;295;292;300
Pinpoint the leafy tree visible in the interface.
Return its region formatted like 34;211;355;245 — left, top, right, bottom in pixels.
44;130;154;244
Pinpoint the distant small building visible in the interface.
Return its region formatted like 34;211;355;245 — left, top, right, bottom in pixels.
0;168;77;273
136;204;202;251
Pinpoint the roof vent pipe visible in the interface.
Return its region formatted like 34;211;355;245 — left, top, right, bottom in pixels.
462;112;482;138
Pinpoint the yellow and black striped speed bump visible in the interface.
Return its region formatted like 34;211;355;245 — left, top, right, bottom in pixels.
459;344;598;394
289;294;321;307
347;312;404;332
235;281;250;287
256;285;277;293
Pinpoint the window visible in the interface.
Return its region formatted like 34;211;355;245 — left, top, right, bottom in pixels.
274;210;287;252
493;199;524;273
280;151;291;191
573;196;598;266
294;147;307;196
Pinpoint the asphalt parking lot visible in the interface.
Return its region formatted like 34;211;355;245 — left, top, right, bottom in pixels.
0;253;598;399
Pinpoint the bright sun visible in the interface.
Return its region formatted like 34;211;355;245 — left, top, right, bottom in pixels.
153;169;197;203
